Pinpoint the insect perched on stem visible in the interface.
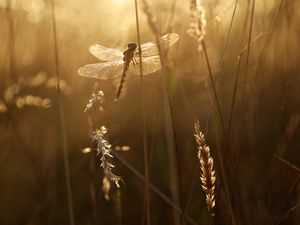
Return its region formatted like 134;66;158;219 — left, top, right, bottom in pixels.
78;33;179;100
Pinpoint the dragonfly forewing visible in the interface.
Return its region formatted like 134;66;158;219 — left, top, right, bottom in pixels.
140;33;179;57
78;60;124;80
89;44;123;61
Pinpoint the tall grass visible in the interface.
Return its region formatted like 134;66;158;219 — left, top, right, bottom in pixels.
142;1;185;225
6;0;16;82
134;1;151;224
188;1;236;224
1;0;300;225
50;1;75;225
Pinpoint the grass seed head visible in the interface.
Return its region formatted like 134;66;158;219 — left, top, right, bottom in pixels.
194;120;216;211
187;0;207;51
92;126;122;188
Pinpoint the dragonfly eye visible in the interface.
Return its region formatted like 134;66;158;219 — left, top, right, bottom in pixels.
128;42;137;50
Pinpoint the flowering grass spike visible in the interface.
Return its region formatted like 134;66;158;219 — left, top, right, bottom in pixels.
187;0;207;51
84;90;104;112
92;126;122;188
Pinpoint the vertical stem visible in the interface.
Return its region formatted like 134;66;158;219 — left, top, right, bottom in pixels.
115;189;123;225
225;4;252;222
242;0;257;151
134;1;150;225
50;1;75;225
242;0;255;116
243;0;255;98
254;0;284;79
167;0;177;33
202;41;226;137
226;0;250;136
182;165;198;222
6;0;16;82
87;114;100;225
220;0;239;71
201;40;237;225
210;212;215;225
227;54;242;137
112;151;199;225
141;3;185;225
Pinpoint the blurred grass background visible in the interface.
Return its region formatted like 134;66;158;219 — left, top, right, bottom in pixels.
0;0;300;225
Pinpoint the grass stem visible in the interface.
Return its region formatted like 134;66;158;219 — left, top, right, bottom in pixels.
134;1;151;225
112;151;199;225
50;1;75;225
6;0;16;82
201;40;237;225
141;1;185;224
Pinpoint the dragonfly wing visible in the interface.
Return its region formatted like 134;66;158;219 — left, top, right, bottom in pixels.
78;60;124;80
89;44;123;61
140;33;179;57
139;42;159;57
128;56;161;76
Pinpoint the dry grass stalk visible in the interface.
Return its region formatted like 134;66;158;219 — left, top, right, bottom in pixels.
50;1;75;225
141;0;164;62
194;121;216;211
112;151;199;225
187;0;207;51
134;1;151;224
141;2;184;225
187;0;227;137
188;1;236;223
6;0;16;82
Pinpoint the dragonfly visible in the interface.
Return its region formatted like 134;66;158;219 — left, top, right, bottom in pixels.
78;33;179;99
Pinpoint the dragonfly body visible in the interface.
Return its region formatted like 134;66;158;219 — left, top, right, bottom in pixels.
116;43;138;99
123;42;137;65
78;33;179;99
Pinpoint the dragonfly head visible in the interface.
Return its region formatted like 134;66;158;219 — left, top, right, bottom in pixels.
127;42;137;50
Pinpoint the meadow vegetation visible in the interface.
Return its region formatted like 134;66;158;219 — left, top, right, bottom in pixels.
0;0;299;225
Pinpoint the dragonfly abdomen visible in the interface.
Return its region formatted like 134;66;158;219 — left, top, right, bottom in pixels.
115;70;127;99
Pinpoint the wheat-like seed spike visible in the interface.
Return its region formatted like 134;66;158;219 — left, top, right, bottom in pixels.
194;121;216;211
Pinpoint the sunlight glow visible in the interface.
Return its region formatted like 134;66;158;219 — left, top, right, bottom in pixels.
111;0;128;6
82;147;92;154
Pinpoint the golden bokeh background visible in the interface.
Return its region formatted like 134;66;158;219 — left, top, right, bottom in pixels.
1;0;300;225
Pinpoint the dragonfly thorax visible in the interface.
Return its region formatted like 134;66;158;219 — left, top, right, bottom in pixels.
123;42;137;62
